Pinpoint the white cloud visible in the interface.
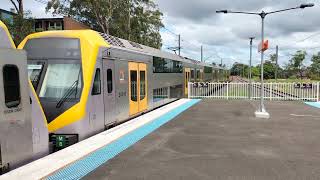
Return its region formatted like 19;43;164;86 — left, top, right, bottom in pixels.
157;0;320;67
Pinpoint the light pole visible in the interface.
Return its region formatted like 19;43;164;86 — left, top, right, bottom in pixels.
217;3;314;119
249;37;254;100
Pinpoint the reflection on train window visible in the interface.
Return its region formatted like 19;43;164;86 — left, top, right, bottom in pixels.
153;56;182;73
28;63;44;90
140;71;146;100
107;69;113;93
92;68;101;95
130;70;137;102
39;64;82;99
3;65;21;108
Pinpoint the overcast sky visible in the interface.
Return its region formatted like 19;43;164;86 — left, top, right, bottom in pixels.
1;0;320;67
156;0;320;67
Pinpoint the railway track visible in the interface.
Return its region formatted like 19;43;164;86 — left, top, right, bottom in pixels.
236;77;311;101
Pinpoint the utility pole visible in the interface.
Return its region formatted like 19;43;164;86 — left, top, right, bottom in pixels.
178;34;181;56
249;37;255;100
201;45;203;62
275;45;279;81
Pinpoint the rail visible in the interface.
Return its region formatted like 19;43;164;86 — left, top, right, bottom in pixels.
188;82;320;102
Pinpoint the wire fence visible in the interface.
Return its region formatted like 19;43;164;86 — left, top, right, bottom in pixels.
188;82;320;102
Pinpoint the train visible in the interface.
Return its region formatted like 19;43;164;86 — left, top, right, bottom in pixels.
0;21;48;173
0;20;228;173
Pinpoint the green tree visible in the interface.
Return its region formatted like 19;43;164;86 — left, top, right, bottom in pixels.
309;52;320;80
3;12;34;45
46;0;164;48
270;53;277;63
2;0;34;45
288;50;307;79
230;63;248;77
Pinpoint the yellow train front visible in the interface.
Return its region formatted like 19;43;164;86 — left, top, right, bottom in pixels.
19;30;226;150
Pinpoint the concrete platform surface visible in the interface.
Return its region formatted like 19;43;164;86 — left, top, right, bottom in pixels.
85;100;320;180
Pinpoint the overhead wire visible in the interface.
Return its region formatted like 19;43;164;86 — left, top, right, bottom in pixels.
34;0;48;5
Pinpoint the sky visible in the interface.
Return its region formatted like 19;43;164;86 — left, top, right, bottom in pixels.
155;0;320;68
1;0;320;68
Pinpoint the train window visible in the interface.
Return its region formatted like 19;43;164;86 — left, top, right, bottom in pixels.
172;60;183;73
107;69;113;93
140;71;146;100
153;57;164;73
204;66;213;73
92;68;101;95
39;64;82;99
191;70;195;79
3;65;21;108
153;57;183;73
164;59;173;72
130;70;138;102
196;70;201;79
28;64;44;90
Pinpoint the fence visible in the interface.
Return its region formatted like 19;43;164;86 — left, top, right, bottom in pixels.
188;82;320;102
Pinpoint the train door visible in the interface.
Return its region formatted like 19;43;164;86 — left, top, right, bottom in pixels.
128;62;148;116
184;68;191;96
103;59;116;126
0;48;33;170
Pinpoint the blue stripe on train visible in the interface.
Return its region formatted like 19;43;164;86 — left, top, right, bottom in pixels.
47;99;201;180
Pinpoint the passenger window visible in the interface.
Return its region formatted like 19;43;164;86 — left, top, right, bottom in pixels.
140;71;146;100
92;68;101;95
191;70;195;79
107;69;113;93
3;65;21;108
130;70;137;102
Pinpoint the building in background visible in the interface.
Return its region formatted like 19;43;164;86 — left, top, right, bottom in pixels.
34;17;90;32
0;8;16;24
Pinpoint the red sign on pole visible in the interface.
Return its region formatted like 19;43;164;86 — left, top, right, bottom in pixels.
258;40;269;52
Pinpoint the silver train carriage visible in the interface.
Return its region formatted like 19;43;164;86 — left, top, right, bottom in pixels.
0;21;48;173
19;30;228;151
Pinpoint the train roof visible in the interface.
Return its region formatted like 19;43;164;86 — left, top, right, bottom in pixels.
19;29;225;70
98;32;223;69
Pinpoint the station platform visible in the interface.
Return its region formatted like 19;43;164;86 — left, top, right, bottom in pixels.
84;100;320;180
0;99;200;180
2;99;320;180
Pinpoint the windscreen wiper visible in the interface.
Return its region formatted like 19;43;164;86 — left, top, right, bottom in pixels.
56;80;79;108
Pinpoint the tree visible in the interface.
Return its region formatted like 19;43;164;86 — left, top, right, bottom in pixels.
230;63;248;77
270;53;277;63
309;52;320;80
288;50;307;79
3;0;34;45
46;0;164;48
263;61;275;79
1;12;34;45
9;0;23;16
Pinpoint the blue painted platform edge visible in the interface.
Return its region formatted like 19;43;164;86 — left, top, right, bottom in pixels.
47;99;201;180
305;102;320;108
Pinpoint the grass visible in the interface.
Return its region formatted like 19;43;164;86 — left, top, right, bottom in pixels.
251;77;319;83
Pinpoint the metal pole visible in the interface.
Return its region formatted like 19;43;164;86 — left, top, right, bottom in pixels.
201;45;203;62
259;12;266;113
178;34;181;56
249;37;254;99
275;45;279;81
